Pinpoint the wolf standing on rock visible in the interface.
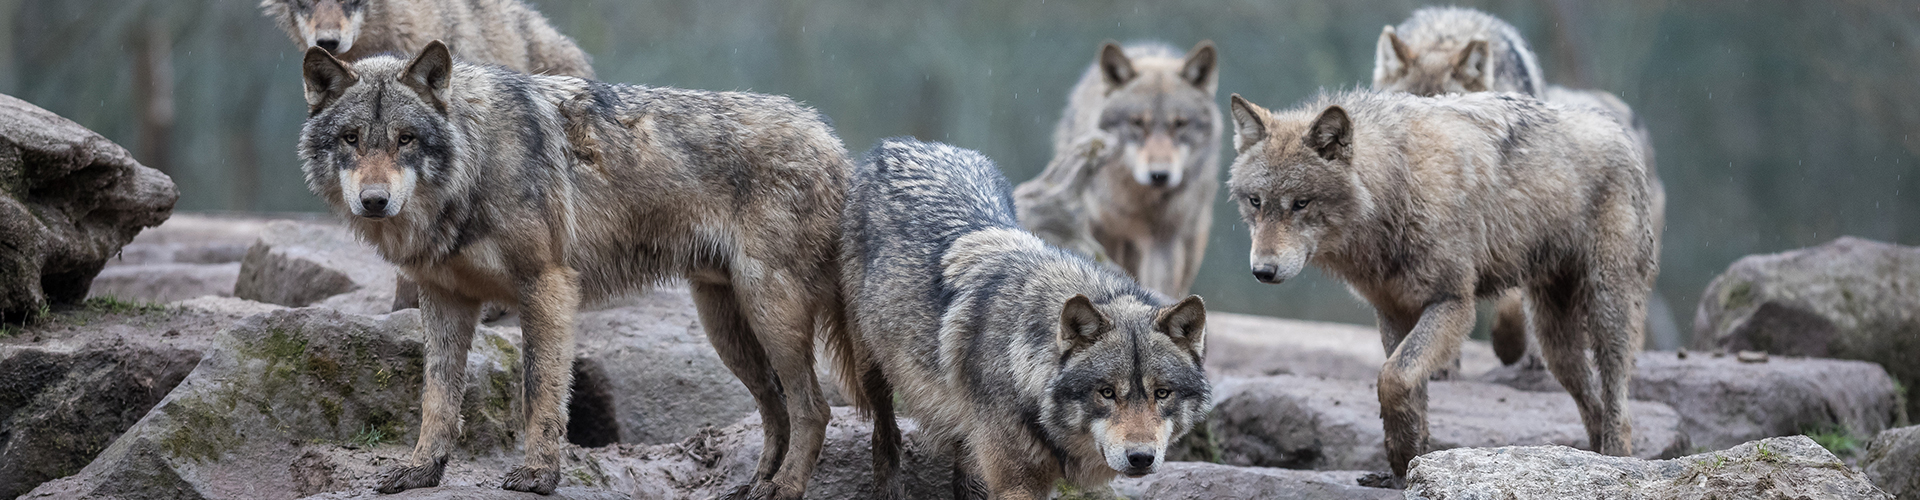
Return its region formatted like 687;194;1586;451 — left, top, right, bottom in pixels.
840;138;1211;500
1036;40;1220;297
262;0;595;78
1226;91;1658;483
297;41;849;497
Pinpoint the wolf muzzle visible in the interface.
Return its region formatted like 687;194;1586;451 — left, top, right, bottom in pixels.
359;187;391;218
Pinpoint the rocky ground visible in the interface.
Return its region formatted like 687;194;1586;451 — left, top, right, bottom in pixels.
1;213;1907;499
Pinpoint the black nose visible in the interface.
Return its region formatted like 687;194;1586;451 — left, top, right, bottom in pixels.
1126;451;1155;469
1251;265;1278;283
316;39;340;53
1148;171;1171;186
361;192;389;214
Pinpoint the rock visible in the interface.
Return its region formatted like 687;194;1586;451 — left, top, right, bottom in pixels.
23;307;525;500
1405;435;1892;499
1109;462;1398;499
1481;350;1902;451
1694;237;1920;419
1204;312;1502;381
567;285;758;446
1862;425;1920;499
88;213;292;304
90;262;243;303
1193;375;1687;471
0;338;202;499
235;221;398;315
0;93;178;321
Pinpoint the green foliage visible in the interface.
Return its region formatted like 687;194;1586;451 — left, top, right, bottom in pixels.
83;295;167;315
348;424;392;448
1804;426;1861;457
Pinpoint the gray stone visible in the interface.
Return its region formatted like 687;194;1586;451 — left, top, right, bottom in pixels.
567;285;758;446
90;262;242;303
1204;312;1502;381
1482;351;1901;451
1694;236;1920;419
1405;435;1892;499
234;221;398;315
0;338;202;499
1108;462;1398;500
0;93;177;321
1197;375;1686;471
1862;425;1920;499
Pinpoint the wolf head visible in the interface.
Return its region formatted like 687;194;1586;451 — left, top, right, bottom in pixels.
1091;41;1219;189
261;0;368;55
299;41;456;220
1225;95;1369;285
1048;293;1208;478
1372;25;1492;96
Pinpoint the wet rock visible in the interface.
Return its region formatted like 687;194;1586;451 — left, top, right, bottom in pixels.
1405;435;1892;499
0;93;177;321
234;221;398;315
1109;462;1398;499
568;286;758;446
91;262;243;303
88;213;290;304
1204;312;1501;381
1694;237;1920;419
1862;425;1920;499
0;339;202;499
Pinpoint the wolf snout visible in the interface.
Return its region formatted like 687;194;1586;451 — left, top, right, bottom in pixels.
1251;264;1281;283
359;187;391;217
315;38;341;53
1123;448;1158;477
1147;171;1172;186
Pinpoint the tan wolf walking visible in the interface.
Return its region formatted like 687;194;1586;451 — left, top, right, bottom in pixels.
297;41;846;497
1227;91;1657;483
1033;40;1220;297
263;0;594;78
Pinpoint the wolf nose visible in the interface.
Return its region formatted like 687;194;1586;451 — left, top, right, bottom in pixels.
1252;264;1279;283
1126;451;1155;469
1147;171;1171;186
316;39;341;53
360;189;390;215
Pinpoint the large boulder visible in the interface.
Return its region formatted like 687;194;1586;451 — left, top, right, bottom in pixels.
0;93;177;321
1862;425;1920;499
1109;462;1398;500
1192;375;1687;471
235;221;398;315
1481;351;1901;451
567;286;758;446
23;307;524;499
1405;435;1892;499
1694;237;1920;419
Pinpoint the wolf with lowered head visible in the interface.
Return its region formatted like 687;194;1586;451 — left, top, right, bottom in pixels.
298;41;848;497
837;138;1210;500
1226;91;1657;483
262;0;594;78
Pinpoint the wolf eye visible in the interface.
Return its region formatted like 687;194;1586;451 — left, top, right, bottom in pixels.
1172;118;1188;129
1099;388;1115;399
1131;117;1148;129
397;133;414;146
342;132;358;145
1154;389;1171;399
1247;195;1261;209
1292;198;1312;211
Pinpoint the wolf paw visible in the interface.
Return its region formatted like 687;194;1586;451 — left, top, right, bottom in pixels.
374;458;447;494
501;466;560;495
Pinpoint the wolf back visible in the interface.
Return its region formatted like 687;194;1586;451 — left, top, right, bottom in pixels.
841;138;1209;499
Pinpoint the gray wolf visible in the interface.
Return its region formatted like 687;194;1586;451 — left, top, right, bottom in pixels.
1226;91;1657;482
1047;40;1221;297
1373;6;1665;366
1014;131;1120;266
837;138;1211;500
263;0;594;78
298;41;847;497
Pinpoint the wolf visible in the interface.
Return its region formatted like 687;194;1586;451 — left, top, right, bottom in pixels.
262;0;594;78
1014;131;1120;266
1225;91;1657;483
836;138;1211;500
298;42;847;497
1373;6;1664;365
1047;40;1220;297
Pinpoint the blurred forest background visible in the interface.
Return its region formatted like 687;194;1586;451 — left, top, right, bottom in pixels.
1;0;1915;348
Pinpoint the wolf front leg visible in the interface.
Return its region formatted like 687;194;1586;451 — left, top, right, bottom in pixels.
377;282;482;493
1376;295;1474;481
502;267;581;494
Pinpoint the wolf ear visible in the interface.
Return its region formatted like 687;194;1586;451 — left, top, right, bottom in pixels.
1304;105;1353;162
302;47;358;114
1229;94;1268;152
1451;39;1492;92
1373;26;1414;84
1155;295;1207;361
401;40;454;114
1057;294;1113;357
1098;42;1136;88
1181;40;1218;92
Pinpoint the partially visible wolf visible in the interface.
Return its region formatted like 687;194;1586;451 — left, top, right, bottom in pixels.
1046;40;1220;297
1014;131;1120;266
838;138;1211;500
262;0;594;78
298;42;846;497
1226;91;1656;482
1373;6;1664;365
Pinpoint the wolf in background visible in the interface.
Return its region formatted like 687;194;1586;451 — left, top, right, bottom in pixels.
1039;40;1220;297
1014;131;1121;266
298;42;847;497
262;0;595;78
1373;6;1666;365
1227;91;1657;482
837;138;1210;500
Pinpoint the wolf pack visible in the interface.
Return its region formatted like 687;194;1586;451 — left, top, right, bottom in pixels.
264;1;1660;498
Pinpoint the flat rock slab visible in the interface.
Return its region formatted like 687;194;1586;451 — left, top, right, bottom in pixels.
1205;312;1501;380
1110;462;1398;499
1406;435;1891;499
1481;351;1900;451
568;285;758;446
1200;375;1686;471
1861;425;1920;499
235;220;397;315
